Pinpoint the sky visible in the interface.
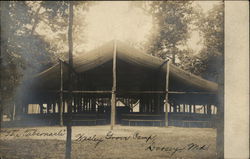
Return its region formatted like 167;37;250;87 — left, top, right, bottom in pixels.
82;1;220;53
34;1;221;55
83;1;152;51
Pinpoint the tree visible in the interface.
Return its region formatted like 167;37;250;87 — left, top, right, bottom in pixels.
194;3;224;158
195;2;224;82
143;1;223;82
0;1;92;121
0;1;56;121
39;2;92;158
21;2;91;158
145;1;195;64
66;2;74;159
40;1;92;58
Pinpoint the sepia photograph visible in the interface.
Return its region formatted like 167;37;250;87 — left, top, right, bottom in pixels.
0;1;247;159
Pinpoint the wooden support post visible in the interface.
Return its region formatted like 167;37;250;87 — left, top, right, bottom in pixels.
86;98;88;112
53;101;56;113
139;98;143;113
111;40;117;130
39;103;43;114
86;97;89;112
146;98;149;113
155;71;161;114
12;103;16;121
145;97;147;113
164;60;170;127
24;102;28;114
204;105;206;114
155;95;159;113
91;98;95;112
83;98;86;112
207;104;211;115
59;60;64;126
90;98;92;112
82;97;84;112
150;98;153;113
147;97;151;112
79;97;82;112
78;95;81;112
88;98;90;112
173;103;177;113
47;102;50;113
73;96;77;113
79;95;81;112
63;100;65;113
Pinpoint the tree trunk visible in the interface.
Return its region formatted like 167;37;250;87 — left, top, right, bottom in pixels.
172;51;176;64
0;1;11;129
171;46;177;65
31;5;42;36
65;2;74;159
164;60;170;127
110;40;117;130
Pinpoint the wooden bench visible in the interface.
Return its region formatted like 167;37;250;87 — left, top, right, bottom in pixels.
66;119;107;126
121;119;164;126
169;120;212;128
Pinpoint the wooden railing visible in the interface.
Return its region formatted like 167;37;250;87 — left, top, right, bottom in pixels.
2;112;216;128
121;112;216;128
17;113;107;126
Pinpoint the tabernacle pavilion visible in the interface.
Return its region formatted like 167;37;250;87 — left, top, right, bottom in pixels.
16;41;218;128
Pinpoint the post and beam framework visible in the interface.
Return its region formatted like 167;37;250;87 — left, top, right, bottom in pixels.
111;40;117;130
59;59;64;126
49;90;217;95
164;60;170;127
53;41;216;129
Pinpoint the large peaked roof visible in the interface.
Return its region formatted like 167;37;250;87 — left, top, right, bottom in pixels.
32;40;218;92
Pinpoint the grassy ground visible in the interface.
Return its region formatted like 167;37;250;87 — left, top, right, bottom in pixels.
0;126;216;159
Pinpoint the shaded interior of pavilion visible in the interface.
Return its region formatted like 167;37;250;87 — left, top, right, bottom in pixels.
15;41;218;128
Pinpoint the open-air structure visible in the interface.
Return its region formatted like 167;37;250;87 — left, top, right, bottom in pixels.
16;41;218;128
